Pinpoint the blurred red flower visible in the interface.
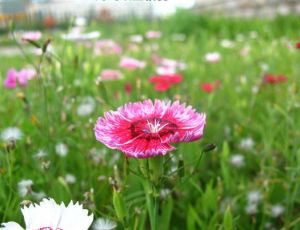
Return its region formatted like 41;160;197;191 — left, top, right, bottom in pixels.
296;42;300;49
200;80;221;93
124;83;133;94
149;74;183;92
264;74;287;84
43;16;56;28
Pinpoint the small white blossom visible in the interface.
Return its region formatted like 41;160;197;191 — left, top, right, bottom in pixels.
75;17;87;27
55;143;68;157
130;34;143;43
229;154;245;168
271;204;285;218
160;189;171;199
18;179;33;197
221;39;234;48
31;191;46;200
250;31;258;39
65;173;77;184
240;137;255;150
34;149;47;159
252;86;259;94
247;191;262;204
245;203;258;215
92;218;117;230
77;97;95;117
205;52;221;63
260;63;269;72
1;127;23;142
89;148;107;164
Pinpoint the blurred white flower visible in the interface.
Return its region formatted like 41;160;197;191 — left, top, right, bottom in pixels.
240;137;254;150
1;127;23;142
55;143;68;157
33;44;54;56
74;79;81;86
229;154;245;168
77;97;95;117
65;173;77;184
220;197;234;213
205;52;221;63
31;191;46;200
34;149;48;159
75;16;87;27
156;66;176;75
130;34;143;43
18;179;33;197
89;148;107;164
250;31;258;39
245;203;258;215
62;31;100;41
221;39;234;48
252;86;259;94
160;188;171;199
0;198;93;230
247;191;262;204
271;204;285;218
260;63;269;72
92;218;117;230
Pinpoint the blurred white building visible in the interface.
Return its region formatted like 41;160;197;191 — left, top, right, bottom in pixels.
27;0;153;20
194;0;300;17
0;0;154;21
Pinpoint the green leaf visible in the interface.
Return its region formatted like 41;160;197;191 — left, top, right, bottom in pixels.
159;196;173;230
223;207;233;230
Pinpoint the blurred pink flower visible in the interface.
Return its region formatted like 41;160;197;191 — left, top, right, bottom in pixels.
94;39;122;55
240;46;250;57
4;69;18;88
205;52;221;63
153;56;186;75
21;31;42;41
94;100;206;158
145;31;162;39
4;68;36;89
99;69;123;81
119;57;146;70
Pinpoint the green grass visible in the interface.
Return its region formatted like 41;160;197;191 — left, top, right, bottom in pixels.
0;12;300;229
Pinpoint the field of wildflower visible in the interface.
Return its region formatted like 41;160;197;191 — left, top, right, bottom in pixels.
1;11;300;230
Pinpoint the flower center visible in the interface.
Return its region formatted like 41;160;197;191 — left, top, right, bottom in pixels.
131;118;177;139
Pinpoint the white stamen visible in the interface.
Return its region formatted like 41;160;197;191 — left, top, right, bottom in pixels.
147;119;168;134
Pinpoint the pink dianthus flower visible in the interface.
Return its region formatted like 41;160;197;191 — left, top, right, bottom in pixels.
94;100;206;158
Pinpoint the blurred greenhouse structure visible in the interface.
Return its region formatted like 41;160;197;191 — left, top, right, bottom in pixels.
194;0;300;17
0;0;299;24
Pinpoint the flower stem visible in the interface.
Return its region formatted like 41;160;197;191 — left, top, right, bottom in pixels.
139;157;163;230
142;179;158;230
